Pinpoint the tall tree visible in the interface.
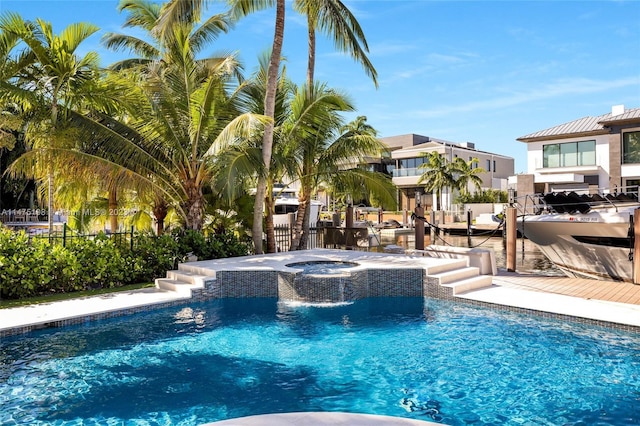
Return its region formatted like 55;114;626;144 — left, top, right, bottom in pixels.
230;0;285;254
96;20;258;229
81;0;262;231
220;52;293;252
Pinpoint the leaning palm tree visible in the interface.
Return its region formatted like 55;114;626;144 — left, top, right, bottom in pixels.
230;0;285;254
0;13;108;233
229;0;286;254
417;151;456;211
451;156;485;197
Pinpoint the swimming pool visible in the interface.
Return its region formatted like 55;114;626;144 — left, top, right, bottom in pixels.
1;297;638;425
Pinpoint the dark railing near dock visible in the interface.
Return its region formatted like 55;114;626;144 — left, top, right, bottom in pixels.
274;225;321;251
273;225;376;251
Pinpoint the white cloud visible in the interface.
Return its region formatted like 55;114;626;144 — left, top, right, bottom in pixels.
411;76;640;118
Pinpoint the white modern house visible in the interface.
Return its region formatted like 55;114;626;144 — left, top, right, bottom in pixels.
380;134;514;211
512;105;640;198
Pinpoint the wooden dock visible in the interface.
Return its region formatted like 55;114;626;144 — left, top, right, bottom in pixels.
493;271;640;306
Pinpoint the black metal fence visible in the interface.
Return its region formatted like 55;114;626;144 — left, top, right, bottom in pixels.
273;225;374;251
29;224;136;249
274;225;322;251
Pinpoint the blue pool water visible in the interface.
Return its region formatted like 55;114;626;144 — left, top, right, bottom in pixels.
1;298;639;425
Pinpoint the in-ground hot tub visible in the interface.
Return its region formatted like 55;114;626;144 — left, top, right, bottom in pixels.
282;261;362;304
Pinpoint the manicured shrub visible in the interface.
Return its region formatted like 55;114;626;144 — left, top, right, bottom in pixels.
129;233;181;282
0;225;251;300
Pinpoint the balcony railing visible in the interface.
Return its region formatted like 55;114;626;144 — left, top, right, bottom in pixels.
392;167;421;178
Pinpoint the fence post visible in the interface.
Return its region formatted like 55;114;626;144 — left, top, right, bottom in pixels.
414;205;425;250
62;223;67;248
130;225;134;251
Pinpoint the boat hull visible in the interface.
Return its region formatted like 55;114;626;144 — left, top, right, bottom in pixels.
517;209;633;282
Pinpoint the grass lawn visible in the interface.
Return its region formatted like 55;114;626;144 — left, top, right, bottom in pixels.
0;282;155;309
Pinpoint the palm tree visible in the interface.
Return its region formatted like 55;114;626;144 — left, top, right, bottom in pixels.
229;0;286;254
67;0;268;232
219;51;294;252
82;13;260;231
102;0;233;71
294;0;378;90
283;83;394;250
451;156;485;197
417;151;456;211
0;13;105;233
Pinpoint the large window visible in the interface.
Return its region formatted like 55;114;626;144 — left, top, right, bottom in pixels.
543;140;595;168
623;131;640;164
395;156;427;177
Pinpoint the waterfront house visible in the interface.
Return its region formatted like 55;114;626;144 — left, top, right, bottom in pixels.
513;105;640;198
379;134;514;211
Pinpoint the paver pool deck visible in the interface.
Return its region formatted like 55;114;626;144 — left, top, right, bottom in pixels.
2;248;640;425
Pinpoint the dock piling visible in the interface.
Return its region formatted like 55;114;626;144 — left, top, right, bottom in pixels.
506;207;517;272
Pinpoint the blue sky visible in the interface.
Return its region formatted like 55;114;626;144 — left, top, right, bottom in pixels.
2;0;639;172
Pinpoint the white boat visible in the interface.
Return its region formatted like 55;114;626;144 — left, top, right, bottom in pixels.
516;191;639;282
273;196;324;227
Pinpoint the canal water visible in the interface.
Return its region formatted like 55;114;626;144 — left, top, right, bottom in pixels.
379;231;565;276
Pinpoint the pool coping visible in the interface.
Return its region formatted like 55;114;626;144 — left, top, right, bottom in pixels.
203;412;441;425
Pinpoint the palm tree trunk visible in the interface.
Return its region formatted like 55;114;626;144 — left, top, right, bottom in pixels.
252;0;285;254
47;165;54;233
306;15;316;90
48;97;59;234
298;197;311;250
152;197;168;236
265;193;276;253
184;179;204;230
290;190;309;250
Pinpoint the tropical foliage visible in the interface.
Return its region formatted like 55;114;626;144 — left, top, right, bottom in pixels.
0;0;383;256
0;14;115;233
455;189;508;204
283;87;394;250
0;224;250;299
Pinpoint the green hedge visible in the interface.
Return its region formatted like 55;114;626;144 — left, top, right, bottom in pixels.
0;227;251;300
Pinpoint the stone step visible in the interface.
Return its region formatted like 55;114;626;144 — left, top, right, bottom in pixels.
430;266;481;285
176;263;218;278
155;278;198;296
423;258;469;275
441;275;494;295
166;270;210;286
